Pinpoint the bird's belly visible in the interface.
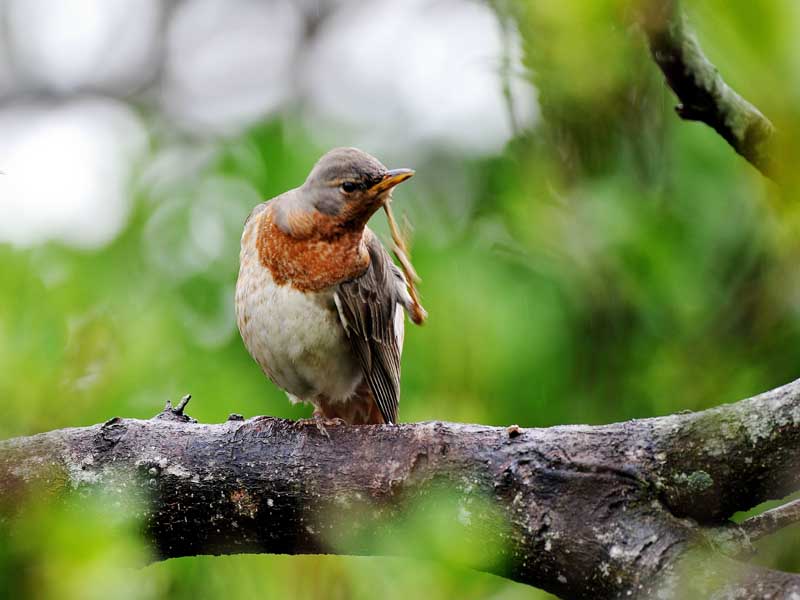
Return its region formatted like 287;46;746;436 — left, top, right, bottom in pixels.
236;261;362;403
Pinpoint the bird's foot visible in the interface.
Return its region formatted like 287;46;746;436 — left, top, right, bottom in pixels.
299;414;347;440
154;394;197;423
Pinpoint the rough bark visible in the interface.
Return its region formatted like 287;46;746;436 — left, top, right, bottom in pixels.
641;0;776;178
2;380;800;598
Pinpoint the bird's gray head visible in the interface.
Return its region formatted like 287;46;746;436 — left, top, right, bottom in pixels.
301;147;414;229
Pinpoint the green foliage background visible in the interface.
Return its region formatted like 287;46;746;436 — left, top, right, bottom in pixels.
3;2;800;598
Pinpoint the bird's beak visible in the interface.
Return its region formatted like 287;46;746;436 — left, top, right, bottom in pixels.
370;168;415;194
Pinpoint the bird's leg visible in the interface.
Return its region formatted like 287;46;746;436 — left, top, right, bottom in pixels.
297;413;343;441
297;400;347;440
312;410;347;426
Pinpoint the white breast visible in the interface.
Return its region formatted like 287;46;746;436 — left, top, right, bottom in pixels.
235;217;363;404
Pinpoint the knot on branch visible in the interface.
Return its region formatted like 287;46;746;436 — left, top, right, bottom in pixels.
154;394;196;423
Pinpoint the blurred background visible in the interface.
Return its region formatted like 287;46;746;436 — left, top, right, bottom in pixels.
2;0;800;598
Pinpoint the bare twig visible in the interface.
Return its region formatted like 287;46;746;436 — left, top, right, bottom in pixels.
740;498;800;543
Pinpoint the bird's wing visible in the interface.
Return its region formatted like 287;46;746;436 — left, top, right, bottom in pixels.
334;232;411;424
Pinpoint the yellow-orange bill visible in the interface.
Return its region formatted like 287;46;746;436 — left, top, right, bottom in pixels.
370;168;415;194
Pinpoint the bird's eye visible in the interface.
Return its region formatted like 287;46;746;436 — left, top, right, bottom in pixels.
341;181;357;193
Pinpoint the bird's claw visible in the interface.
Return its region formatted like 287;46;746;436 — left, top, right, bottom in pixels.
299;414;346;440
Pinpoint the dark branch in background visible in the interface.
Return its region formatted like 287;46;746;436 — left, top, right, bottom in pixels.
641;0;777;178
3;380;800;599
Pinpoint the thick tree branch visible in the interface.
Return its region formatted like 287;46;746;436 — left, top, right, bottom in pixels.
641;0;776;178
2;379;800;599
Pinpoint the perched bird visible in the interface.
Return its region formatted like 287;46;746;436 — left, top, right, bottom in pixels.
235;147;419;425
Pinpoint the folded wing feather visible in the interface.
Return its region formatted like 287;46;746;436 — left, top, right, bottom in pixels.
334;232;411;424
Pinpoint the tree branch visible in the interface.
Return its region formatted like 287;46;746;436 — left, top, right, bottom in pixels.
641;0;776;178
2;379;800;599
741;498;800;543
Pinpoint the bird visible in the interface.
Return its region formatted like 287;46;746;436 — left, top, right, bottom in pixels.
235;147;420;426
